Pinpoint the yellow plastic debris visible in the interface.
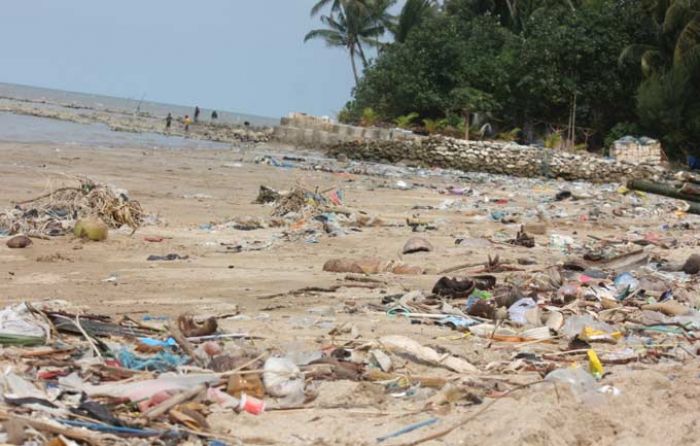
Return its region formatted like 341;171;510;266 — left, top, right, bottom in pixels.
587;349;604;379
579;326;622;343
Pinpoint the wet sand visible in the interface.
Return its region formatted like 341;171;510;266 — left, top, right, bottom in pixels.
1;141;699;445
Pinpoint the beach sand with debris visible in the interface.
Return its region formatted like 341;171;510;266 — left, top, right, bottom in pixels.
1;140;699;445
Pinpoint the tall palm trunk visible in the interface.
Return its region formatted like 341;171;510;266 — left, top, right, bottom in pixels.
357;41;369;68
349;46;360;86
464;109;470;142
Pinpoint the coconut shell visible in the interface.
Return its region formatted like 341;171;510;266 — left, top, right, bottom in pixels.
402;237;433;254
389;262;424;275
323;258;364;274
178;314;218;337
353;257;385;274
682;254;700;274
73;217;109;241
6;235;32;249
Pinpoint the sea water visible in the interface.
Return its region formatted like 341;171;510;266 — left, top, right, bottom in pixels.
0;81;277;127
0;112;230;150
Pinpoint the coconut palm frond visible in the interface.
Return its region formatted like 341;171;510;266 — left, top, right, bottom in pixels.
674;14;700;64
679;41;700;72
619;44;661;67
663;1;696;34
393;0;436;43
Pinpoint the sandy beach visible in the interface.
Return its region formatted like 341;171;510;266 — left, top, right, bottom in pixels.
1;138;699;445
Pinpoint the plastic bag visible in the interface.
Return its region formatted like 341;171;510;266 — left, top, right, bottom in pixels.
0;303;49;346
508;298;537;325
262;357;305;399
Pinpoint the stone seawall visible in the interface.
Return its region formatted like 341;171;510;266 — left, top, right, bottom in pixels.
272;113;416;147
326;137;665;183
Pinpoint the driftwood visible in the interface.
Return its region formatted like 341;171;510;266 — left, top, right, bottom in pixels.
8;415;116;445
595;248;650;272
144;383;207;419
627;179;700;215
679;182;700;196
627;179;700;203
258;283;381;300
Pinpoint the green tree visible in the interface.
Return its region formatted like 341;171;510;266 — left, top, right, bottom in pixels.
350;13;514;120
445;0;580;32
344;0;662;149
449;87;498;140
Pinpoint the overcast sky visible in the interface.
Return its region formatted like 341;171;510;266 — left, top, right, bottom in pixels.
0;0;364;119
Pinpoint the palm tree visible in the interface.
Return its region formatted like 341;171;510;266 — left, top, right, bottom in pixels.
311;0;396;63
305;3;386;85
620;0;700;76
310;0;371;17
622;0;700;158
391;0;437;43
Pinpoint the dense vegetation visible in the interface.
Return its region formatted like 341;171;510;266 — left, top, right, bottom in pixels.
305;0;700;159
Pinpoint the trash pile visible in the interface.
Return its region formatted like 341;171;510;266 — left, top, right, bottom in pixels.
370;245;700;381
196;184;386;250
0;178;144;238
0;302;271;444
0;296;530;445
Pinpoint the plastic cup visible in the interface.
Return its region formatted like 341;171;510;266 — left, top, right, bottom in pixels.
239;393;265;415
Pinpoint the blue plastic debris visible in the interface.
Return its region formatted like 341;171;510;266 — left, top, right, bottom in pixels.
436;315;479;330
60;420;173;437
116;348;188;372
137;337;178;348
376;418;439;443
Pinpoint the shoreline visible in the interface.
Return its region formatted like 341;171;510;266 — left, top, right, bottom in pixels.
0;96;274;145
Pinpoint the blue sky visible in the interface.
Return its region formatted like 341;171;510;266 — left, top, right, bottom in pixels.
0;1;369;119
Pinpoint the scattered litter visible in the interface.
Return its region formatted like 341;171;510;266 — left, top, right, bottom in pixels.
147;253;189;261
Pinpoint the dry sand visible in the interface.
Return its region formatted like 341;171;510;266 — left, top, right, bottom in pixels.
1;141;699;445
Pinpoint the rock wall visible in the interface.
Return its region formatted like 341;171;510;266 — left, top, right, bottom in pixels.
326;137;665;182
611;137;662;165
273;113;416;147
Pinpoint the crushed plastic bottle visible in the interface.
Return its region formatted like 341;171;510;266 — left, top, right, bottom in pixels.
544;367;602;404
560;314;615;339
614;272;639;300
